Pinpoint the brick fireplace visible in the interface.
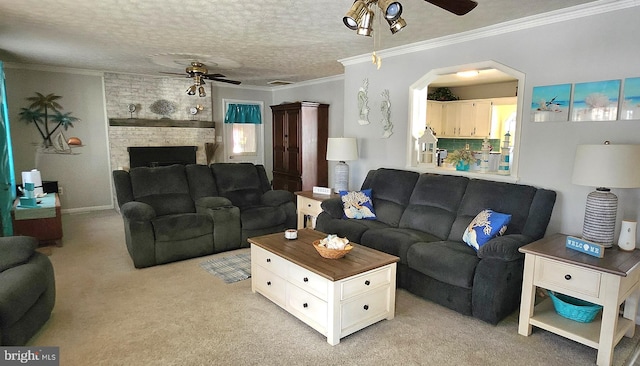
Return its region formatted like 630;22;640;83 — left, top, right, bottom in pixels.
104;72;216;171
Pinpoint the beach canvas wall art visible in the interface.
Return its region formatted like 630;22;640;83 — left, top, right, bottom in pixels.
531;84;571;122
571;79;620;121
620;77;640;120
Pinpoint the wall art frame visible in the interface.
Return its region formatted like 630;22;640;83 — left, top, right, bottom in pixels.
531;83;572;122
620;77;640;120
571;79;620;122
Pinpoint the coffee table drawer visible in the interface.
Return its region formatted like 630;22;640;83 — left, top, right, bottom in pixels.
341;265;392;300
535;257;601;298
287;283;328;333
341;286;391;332
252;245;288;278
253;265;287;307
289;262;328;300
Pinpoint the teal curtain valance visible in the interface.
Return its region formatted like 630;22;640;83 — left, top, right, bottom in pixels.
224;104;262;124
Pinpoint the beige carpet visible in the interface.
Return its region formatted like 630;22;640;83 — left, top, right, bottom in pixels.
28;210;640;365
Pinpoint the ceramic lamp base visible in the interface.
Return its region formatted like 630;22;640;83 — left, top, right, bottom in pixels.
334;161;349;193
582;189;617;247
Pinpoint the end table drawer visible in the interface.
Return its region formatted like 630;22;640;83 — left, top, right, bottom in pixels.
535;257;601;298
252;245;288;278
341;265;392;300
299;197;323;215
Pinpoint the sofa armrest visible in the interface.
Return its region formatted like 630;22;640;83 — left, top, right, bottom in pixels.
320;198;344;219
476;234;532;261
195;196;234;210
0;236;37;272
261;190;294;207
120;201;156;221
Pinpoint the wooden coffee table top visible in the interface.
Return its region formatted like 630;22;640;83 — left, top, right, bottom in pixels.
248;228;399;281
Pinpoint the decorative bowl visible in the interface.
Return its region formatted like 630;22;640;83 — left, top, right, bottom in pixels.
313;239;353;259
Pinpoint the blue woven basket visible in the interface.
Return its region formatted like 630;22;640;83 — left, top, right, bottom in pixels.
548;291;602;323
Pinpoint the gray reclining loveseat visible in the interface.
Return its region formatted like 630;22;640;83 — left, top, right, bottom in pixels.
113;163;296;268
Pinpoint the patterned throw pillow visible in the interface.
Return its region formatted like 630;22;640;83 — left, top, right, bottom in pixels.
462;209;512;251
340;189;376;220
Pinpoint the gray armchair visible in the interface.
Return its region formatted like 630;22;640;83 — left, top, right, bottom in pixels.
0;236;55;345
113;164;241;268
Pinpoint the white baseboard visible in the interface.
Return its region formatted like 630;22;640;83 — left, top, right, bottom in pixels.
61;204;114;214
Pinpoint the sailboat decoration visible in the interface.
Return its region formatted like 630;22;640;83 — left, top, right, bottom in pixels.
52;131;71;153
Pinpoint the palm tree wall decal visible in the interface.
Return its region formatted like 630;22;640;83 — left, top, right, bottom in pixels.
18;92;80;148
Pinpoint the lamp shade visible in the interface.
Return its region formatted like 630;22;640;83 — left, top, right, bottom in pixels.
572;144;640;188
326;138;358;162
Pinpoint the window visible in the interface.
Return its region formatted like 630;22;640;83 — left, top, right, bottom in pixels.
222;99;264;164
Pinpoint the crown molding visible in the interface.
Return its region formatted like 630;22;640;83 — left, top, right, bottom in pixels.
269;74;344;91
3;62;105;76
339;0;638;66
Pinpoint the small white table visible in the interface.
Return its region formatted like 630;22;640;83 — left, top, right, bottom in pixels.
294;191;338;229
518;234;640;366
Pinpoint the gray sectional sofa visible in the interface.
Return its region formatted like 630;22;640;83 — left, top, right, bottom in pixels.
316;168;556;324
113;163;296;268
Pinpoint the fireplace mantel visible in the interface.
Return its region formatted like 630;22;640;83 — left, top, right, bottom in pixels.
109;118;215;128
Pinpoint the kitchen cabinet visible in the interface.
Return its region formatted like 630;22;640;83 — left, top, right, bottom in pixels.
271;102;329;193
426;101;443;135
439;99;493;138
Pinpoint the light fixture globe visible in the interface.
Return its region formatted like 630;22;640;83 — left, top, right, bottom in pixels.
378;0;403;20
387;17;406;34
356;9;374;36
186;85;197;96
343;0;367;30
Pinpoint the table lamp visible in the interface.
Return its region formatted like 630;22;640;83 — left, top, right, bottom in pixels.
571;142;640;247
326;138;358;193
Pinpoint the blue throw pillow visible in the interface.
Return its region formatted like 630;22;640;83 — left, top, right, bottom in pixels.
340;189;376;220
462;209;511;251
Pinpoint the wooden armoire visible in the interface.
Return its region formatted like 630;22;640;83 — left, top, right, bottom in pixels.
271;102;329;193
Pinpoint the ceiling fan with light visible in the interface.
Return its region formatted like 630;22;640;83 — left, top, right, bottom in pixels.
343;0;477;36
161;61;241;97
344;0;477;69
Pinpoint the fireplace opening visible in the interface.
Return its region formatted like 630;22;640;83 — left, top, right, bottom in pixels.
128;146;197;168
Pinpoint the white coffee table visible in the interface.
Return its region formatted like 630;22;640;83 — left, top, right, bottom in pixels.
249;229;399;345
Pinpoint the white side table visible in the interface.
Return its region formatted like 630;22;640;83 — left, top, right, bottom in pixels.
518;233;640;366
294;191;338;229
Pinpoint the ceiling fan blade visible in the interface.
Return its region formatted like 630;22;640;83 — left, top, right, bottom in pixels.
159;71;189;77
211;77;241;85
425;0;478;16
203;73;226;78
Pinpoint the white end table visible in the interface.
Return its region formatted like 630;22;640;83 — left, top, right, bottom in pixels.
518;233;640;366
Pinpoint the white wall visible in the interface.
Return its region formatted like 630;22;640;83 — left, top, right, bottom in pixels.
340;6;640;239
5;68;112;211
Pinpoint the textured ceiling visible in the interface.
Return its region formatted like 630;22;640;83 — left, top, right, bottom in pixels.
0;0;599;87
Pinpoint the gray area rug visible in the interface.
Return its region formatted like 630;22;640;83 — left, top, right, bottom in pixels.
200;253;251;283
